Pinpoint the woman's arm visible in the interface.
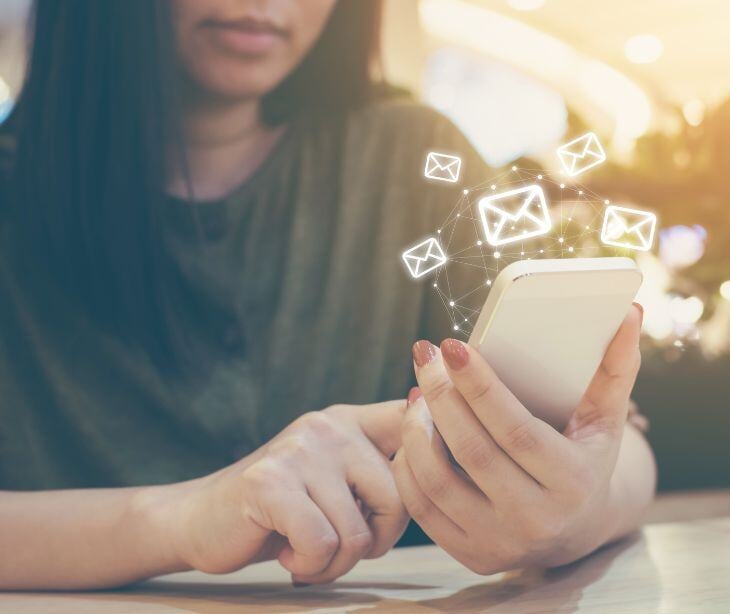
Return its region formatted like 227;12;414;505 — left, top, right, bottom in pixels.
0;401;408;590
605;421;657;542
0;484;185;589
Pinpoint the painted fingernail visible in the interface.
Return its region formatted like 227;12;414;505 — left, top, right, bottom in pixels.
407;386;423;406
632;302;644;327
412;340;437;367
441;338;469;370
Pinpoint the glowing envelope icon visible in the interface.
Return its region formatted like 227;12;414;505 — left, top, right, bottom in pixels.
424;151;462;183
556;132;606;177
402;237;447;279
478;184;551;247
601;205;657;251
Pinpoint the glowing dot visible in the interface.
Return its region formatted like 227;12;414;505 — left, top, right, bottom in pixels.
578;190;584;195
486;279;492;286
512;166;517;171
454;325;460;331
537;174;543;179
585;225;590;229
720;280;730;300
560;183;565;189
558;237;564;243
494;251;501;258
476;240;482;246
463;189;469;194
491;184;497;190
456;213;460;217
464;318;468;323
604;200;610;205
449;300;455;307
521;251;525;256
568;217;572;221
437;229;441;233
540;249;544;253
433;283;438;288
568;246;574;252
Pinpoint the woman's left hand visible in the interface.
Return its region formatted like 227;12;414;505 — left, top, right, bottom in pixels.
392;305;648;574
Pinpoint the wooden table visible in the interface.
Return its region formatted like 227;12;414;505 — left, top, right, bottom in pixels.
3;493;730;613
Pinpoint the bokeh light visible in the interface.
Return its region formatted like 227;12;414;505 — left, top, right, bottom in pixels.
422;49;567;167
682;99;706;126
670;295;705;325
419;0;655;152
659;225;707;269
624;34;664;64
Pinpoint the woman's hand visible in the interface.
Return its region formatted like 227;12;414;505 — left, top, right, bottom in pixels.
0;401;407;590
392;305;656;574
159;401;409;584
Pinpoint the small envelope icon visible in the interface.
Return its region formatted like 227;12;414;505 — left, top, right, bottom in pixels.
402;237;447;279
478;185;551;246
424;151;462;183
556;132;606;177
601;205;656;251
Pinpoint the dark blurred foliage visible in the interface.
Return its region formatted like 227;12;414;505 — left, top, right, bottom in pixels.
579;102;730;492
588;101;730;289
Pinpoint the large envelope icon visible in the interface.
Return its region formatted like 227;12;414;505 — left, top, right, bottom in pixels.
478;185;551;247
402;237;447;279
556;132;606;177
600;205;656;251
424;151;462;183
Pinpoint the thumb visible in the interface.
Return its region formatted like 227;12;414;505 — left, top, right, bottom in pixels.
357;399;408;458
568;303;643;438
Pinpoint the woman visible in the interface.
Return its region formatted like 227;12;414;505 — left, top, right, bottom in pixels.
0;0;655;589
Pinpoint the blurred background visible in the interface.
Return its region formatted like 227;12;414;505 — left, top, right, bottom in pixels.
1;0;728;494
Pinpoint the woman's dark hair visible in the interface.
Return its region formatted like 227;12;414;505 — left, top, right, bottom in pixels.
5;0;383;368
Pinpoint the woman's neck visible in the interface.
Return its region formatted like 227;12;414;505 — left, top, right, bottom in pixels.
166;96;285;202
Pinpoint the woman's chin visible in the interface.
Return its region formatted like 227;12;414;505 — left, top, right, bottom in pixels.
187;63;288;102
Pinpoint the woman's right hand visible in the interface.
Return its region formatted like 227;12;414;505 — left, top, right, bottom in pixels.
158;401;408;584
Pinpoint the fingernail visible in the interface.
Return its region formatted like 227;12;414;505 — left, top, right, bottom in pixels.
441;338;469;370
412;340;437;367
407;386;423;406
633;302;644;327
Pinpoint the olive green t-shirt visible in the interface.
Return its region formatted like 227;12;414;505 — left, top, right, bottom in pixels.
0;99;490;490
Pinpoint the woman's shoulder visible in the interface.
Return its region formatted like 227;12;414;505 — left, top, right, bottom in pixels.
348;92;466;143
338;90;487;186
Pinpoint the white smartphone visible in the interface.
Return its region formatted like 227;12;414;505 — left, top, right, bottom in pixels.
468;258;642;430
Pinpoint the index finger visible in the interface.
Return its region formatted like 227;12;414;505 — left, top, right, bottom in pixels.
355;400;408;458
431;339;577;488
